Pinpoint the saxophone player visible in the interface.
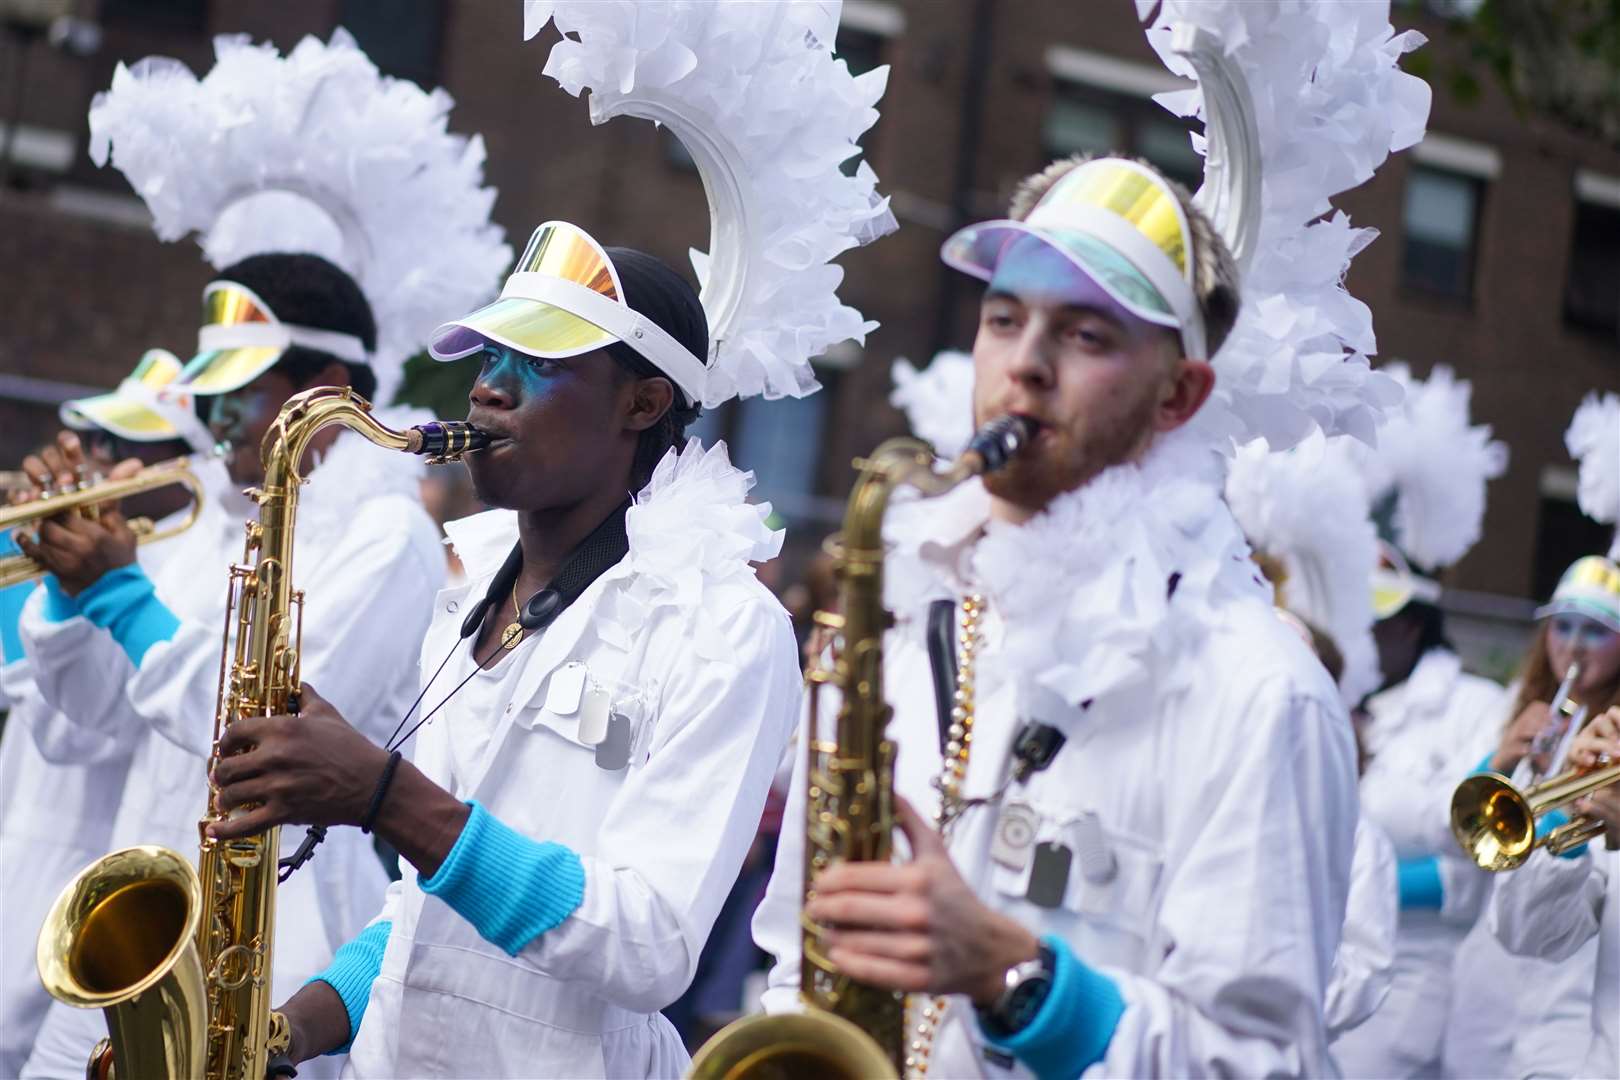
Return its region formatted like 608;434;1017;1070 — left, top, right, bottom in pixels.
14;254;447;1080
751;155;1360;1077
203;225;803;1077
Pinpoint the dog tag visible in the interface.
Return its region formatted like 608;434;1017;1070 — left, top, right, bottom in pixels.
1026;841;1072;909
594;712;632;771
990;801;1039;871
543;662;587;716
577;680;612;746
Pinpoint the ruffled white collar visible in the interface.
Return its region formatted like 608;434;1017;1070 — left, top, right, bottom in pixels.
884;427;1270;716
444;437;782;612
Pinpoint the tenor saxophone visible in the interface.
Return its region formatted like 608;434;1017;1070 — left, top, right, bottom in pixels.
37;388;486;1080
688;415;1031;1080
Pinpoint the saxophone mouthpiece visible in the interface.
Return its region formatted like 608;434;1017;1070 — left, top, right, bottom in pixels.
968;414;1035;473
408;421;490;462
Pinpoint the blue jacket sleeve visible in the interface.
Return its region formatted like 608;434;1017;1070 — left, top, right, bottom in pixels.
419;800;586;956
1397;856;1444;909
309;920;392;1055
75;564;180;666
979;934;1125;1080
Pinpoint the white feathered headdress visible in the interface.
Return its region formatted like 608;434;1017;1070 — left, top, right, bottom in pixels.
1566;392;1620;558
890;352;976;461
1142;1;1430;451
523;0;895;409
1345;362;1507;573
87;29;512;405
1225;434;1381;705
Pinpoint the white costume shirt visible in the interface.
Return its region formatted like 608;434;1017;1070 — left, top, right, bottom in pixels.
1327;818;1399;1040
1491;848;1619;1079
1331;647;1506;1078
345;441;801;1080
17;436;443;1080
0;504;197;1076
754;434;1359;1078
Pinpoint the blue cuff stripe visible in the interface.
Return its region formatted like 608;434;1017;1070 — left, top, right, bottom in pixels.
42;576;77;623
0;582;32;664
1397;856;1444;909
420;800;586;956
982;935;1124;1080
309;920;391;1055
76;564;179;666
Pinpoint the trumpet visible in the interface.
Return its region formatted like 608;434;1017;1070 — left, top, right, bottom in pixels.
1527;663;1587;784
1451;761;1620;871
0;457;206;588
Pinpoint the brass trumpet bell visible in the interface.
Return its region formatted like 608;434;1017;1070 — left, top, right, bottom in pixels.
1451;764;1620;872
688;1011;899;1080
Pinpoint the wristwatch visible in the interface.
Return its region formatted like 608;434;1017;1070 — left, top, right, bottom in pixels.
976;942;1056;1039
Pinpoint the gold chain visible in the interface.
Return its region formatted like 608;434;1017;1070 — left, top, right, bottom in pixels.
906;592;984;1079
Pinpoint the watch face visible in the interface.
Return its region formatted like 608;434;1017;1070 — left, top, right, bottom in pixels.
1005;974;1053;1031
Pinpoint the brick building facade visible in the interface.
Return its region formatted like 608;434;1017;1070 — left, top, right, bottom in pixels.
2;0;1617;617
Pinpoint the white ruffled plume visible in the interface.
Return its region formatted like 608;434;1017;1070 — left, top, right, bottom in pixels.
88;29;512;405
1565;392;1620;558
1225;434;1380;705
890;351;976;459
1341;362;1507;572
1144;1;1427;450
525;0;896;407
627;437;783;608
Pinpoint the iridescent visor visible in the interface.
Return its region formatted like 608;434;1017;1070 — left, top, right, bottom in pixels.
1370;542;1441;620
942;158;1208;359
60;350;189;442
179;282;369;396
430;221;709;405
1535;555;1620;630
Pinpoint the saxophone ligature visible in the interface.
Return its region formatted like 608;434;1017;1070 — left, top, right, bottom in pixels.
37;388;487;1080
688;415;1032;1080
0;456;207;589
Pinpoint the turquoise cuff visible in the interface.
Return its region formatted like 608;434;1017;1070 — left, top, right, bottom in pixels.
309;920;391;1055
981;935;1123;1079
420;800;586;956
76;564;179;666
1397;856;1444;909
1538;809;1590;860
0;583;31;664
42;576;77;623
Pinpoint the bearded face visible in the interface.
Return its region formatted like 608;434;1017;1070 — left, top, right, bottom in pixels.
970;238;1183;515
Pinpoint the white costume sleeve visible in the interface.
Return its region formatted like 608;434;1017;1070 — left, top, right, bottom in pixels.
1491;849;1605;962
125;499;444;758
16;592;148;764
1326;818;1398;1038
516;595;800;1013
1096;680;1357;1077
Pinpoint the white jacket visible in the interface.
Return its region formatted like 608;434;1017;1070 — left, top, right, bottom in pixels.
1331;647;1506;1077
17;436;443;1079
345;441;801;1079
1327;818;1399;1040
1492;848;1619;1079
755;435;1358;1078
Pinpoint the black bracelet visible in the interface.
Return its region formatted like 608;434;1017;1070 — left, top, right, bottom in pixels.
360;750;403;835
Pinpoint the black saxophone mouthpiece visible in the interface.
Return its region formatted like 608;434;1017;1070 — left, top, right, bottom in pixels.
968;415;1034;473
409;421;490;461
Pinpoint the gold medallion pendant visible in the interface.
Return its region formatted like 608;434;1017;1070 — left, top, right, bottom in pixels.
500;620;525;650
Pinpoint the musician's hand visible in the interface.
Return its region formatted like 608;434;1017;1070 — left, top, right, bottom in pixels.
276;981;352;1066
1493;701;1552;774
208;684;389;840
804;797;1040;1006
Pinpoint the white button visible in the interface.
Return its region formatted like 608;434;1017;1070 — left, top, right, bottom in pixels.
447;600;459;612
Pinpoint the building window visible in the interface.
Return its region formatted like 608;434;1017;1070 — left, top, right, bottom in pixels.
99;0;207;30
1532;491;1614;601
339;0;445;88
1564;188;1620;338
1042;81;1202;191
1402;165;1483;301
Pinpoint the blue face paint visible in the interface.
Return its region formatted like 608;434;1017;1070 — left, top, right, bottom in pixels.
1550;614;1618;650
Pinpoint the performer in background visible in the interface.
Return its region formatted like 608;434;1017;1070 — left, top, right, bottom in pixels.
1328;363;1511;1080
0;350;217;1077
1491;694;1620;1080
